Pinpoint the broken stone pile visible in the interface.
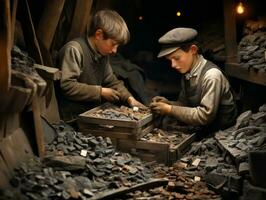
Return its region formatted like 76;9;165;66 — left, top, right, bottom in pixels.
0;120;225;200
124;162;222;200
0;122;155;199
11;45;36;74
238;19;266;71
215;104;266;168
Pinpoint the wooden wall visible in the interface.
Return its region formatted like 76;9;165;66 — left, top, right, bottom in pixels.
0;0;93;188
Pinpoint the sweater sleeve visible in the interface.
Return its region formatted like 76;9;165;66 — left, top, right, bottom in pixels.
102;61;132;102
59;43;102;102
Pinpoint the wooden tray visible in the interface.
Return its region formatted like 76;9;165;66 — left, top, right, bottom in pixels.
78;103;153;140
116;133;196;166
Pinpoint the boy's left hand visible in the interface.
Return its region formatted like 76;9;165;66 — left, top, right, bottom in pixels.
127;97;147;109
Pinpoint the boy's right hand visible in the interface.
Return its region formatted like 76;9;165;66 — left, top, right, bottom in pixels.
152;96;170;104
101;87;120;102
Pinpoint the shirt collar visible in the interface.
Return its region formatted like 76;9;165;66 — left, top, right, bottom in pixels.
185;55;206;80
87;37;103;62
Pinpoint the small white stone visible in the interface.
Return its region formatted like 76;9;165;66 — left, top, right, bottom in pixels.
133;106;139;112
194;176;201;182
80;149;87;157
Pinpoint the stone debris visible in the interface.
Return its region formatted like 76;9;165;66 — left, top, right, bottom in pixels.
124;163;222;200
215;104;266;166
0;121;155;199
238;20;266;71
88;103;150;121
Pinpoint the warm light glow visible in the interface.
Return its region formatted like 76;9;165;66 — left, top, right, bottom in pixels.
176;11;181;17
236;2;245;14
138;16;143;21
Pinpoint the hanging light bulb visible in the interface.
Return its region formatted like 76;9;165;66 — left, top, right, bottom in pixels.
236;2;245;14
176;11;181;17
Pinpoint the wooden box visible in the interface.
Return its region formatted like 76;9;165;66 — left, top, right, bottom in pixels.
78;103;153;140
116;133;196;166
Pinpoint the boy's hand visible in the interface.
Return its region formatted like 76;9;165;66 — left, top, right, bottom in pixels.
152;96;170;104
127;96;146;109
149;101;172;115
101;87;120;102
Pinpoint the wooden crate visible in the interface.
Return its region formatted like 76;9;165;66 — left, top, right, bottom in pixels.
77;104;153;140
116;133;196;166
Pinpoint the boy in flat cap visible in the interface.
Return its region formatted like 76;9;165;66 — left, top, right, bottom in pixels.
150;27;237;134
58;10;145;123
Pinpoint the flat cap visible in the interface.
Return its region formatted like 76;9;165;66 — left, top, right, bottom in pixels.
158;27;198;58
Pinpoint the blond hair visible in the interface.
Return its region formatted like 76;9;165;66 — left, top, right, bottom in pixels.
88;10;130;45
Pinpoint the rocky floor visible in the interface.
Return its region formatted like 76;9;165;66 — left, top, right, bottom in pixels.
1;104;266;200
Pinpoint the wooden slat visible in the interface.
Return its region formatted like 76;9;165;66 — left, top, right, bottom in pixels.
4;113;19;138
34;64;61;81
0;0;11;92
37;0;65;51
40;85;61;124
225;63;266;86
10;0;18;46
224;0;237;63
91;178;168;200
36;0;65;67
67;0;93;41
117;139;169;164
0;85;31;113
0;154;10;188
0;128;33;188
18;0;43;64
32;96;45;158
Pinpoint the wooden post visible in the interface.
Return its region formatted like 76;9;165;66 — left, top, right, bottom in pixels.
18;0;44;64
67;0;93;41
0;0;11;93
224;0;238;63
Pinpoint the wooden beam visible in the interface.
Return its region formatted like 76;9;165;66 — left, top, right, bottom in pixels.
34;64;61;81
36;0;65;67
10;0;18;47
0;0;11;93
18;0;43;64
225;63;266;86
91;178;168;200
224;0;238;63
67;0;93;41
37;0;65;51
32;96;46;158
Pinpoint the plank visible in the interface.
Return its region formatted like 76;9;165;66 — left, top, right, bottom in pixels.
34;64;61;81
0;0;11;92
32;96;46;158
225;63;266;86
0;128;33;188
223;0;237;63
0;85;31;113
0;154;10;188
36;0;65;67
4;113;19;137
90;178;168;200
117;139;169;164
18;0;43;64
36;0;65;51
10;0;18;46
67;0;93;41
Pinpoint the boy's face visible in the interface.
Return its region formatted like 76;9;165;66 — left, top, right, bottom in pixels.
165;45;197;74
95;29;119;55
